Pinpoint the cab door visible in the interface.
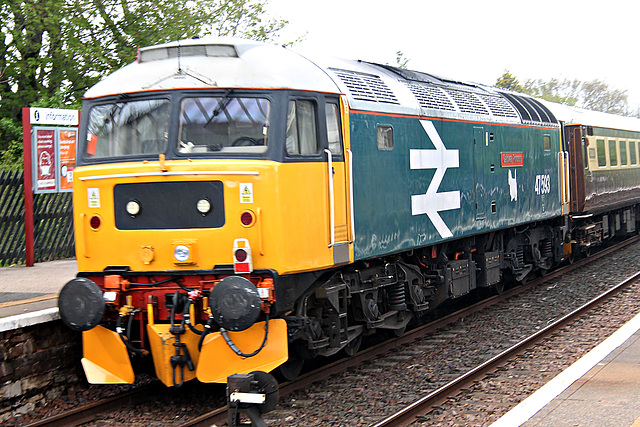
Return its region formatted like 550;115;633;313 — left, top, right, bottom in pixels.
473;127;486;220
324;97;352;265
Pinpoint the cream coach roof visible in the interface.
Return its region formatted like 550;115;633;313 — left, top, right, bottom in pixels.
541;100;640;133
84;38;342;98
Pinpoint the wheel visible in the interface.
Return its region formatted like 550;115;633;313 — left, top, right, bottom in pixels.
232;137;259;146
492;280;505;295
343;334;362;356
392;325;407;337
278;354;304;381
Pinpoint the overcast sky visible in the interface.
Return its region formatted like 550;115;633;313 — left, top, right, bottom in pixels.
265;0;640;111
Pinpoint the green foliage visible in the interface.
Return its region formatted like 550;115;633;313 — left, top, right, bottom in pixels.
496;71;633;117
0;0;289;168
0;119;23;170
495;70;523;92
395;51;410;70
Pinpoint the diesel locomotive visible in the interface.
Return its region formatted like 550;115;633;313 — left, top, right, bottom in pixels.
58;37;640;387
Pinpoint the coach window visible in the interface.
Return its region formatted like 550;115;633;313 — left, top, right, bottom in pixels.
325;102;342;156
377;125;394;150
609;139;618;166
597;139;607;167
620;141;628;166
286;100;318;155
631;141;637;165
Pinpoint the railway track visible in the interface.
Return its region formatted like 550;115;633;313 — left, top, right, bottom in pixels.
26;236;640;426
373;270;640;426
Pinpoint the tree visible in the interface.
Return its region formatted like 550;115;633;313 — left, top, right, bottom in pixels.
395;51;410;70
0;0;288;167
495;71;632;116
521;78;580;106
495;70;523;92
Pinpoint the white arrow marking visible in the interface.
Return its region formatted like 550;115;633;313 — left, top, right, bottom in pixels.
410;120;460;238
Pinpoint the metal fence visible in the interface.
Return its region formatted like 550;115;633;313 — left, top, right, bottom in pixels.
0;169;75;266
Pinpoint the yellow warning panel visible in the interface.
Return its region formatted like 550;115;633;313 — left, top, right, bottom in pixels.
197;318;288;383
146;324;202;387
81;326;134;384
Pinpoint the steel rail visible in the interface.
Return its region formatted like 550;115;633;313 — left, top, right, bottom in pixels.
27;236;639;427
372;270;640;426
23;384;157;427
182;236;640;427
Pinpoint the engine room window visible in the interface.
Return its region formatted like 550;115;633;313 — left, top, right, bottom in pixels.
86;99;170;158
609;139;618;166
597;139;607;167
377;125;394;150
178;97;270;154
286;100;318;155
630;141;637;165
543;135;551;151
620;141;628;166
326;103;342;156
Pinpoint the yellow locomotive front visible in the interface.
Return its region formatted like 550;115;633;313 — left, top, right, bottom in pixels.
58;39;354;387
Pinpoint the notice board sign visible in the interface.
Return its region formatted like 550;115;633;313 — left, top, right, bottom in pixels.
32;126;77;193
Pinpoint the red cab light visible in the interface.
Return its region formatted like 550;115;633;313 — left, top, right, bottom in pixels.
240;211;255;227
90;215;101;230
234;248;248;262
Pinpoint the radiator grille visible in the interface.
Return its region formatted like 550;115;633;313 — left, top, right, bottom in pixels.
331;69;399;104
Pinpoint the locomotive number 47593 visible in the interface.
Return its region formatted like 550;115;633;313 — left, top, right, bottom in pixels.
535;174;551;195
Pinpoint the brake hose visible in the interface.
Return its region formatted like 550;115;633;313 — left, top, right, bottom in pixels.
219;312;270;358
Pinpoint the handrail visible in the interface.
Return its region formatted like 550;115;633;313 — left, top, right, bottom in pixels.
346;148;355;244
325;149;335;248
564;150;570;206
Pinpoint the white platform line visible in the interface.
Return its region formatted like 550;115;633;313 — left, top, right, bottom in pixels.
0;307;60;332
490;310;640;427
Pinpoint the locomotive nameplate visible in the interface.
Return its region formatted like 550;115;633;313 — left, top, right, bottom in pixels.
501;152;524;167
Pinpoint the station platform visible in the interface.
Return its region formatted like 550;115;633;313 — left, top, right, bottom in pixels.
491;310;640;427
0;259;77;331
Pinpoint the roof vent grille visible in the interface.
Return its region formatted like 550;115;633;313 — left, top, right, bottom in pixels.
331;69;399;104
478;94;520;118
407;83;456;111
444;88;489;115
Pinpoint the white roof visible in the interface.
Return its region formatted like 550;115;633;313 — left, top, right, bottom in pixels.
84;37;341;98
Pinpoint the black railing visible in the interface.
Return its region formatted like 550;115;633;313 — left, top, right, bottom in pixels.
0;169;74;266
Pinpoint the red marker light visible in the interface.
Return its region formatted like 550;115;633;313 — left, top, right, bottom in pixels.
90;216;101;230
241;211;254;227
234;248;248;262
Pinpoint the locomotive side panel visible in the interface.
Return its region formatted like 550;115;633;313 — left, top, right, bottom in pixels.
350;111;562;261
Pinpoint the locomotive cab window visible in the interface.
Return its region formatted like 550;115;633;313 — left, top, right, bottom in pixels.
85;99;171;158
326;102;343;156
178;96;270;155
286;100;319;156
543;134;551;151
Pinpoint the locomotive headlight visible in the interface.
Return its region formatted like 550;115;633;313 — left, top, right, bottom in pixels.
174;244;191;262
196;198;211;215
126;200;141;216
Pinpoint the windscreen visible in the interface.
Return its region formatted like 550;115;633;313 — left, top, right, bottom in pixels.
85;99;171;158
178;97;270;155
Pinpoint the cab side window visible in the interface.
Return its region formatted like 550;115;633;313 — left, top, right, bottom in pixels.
325;102;342;156
286;100;318;155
